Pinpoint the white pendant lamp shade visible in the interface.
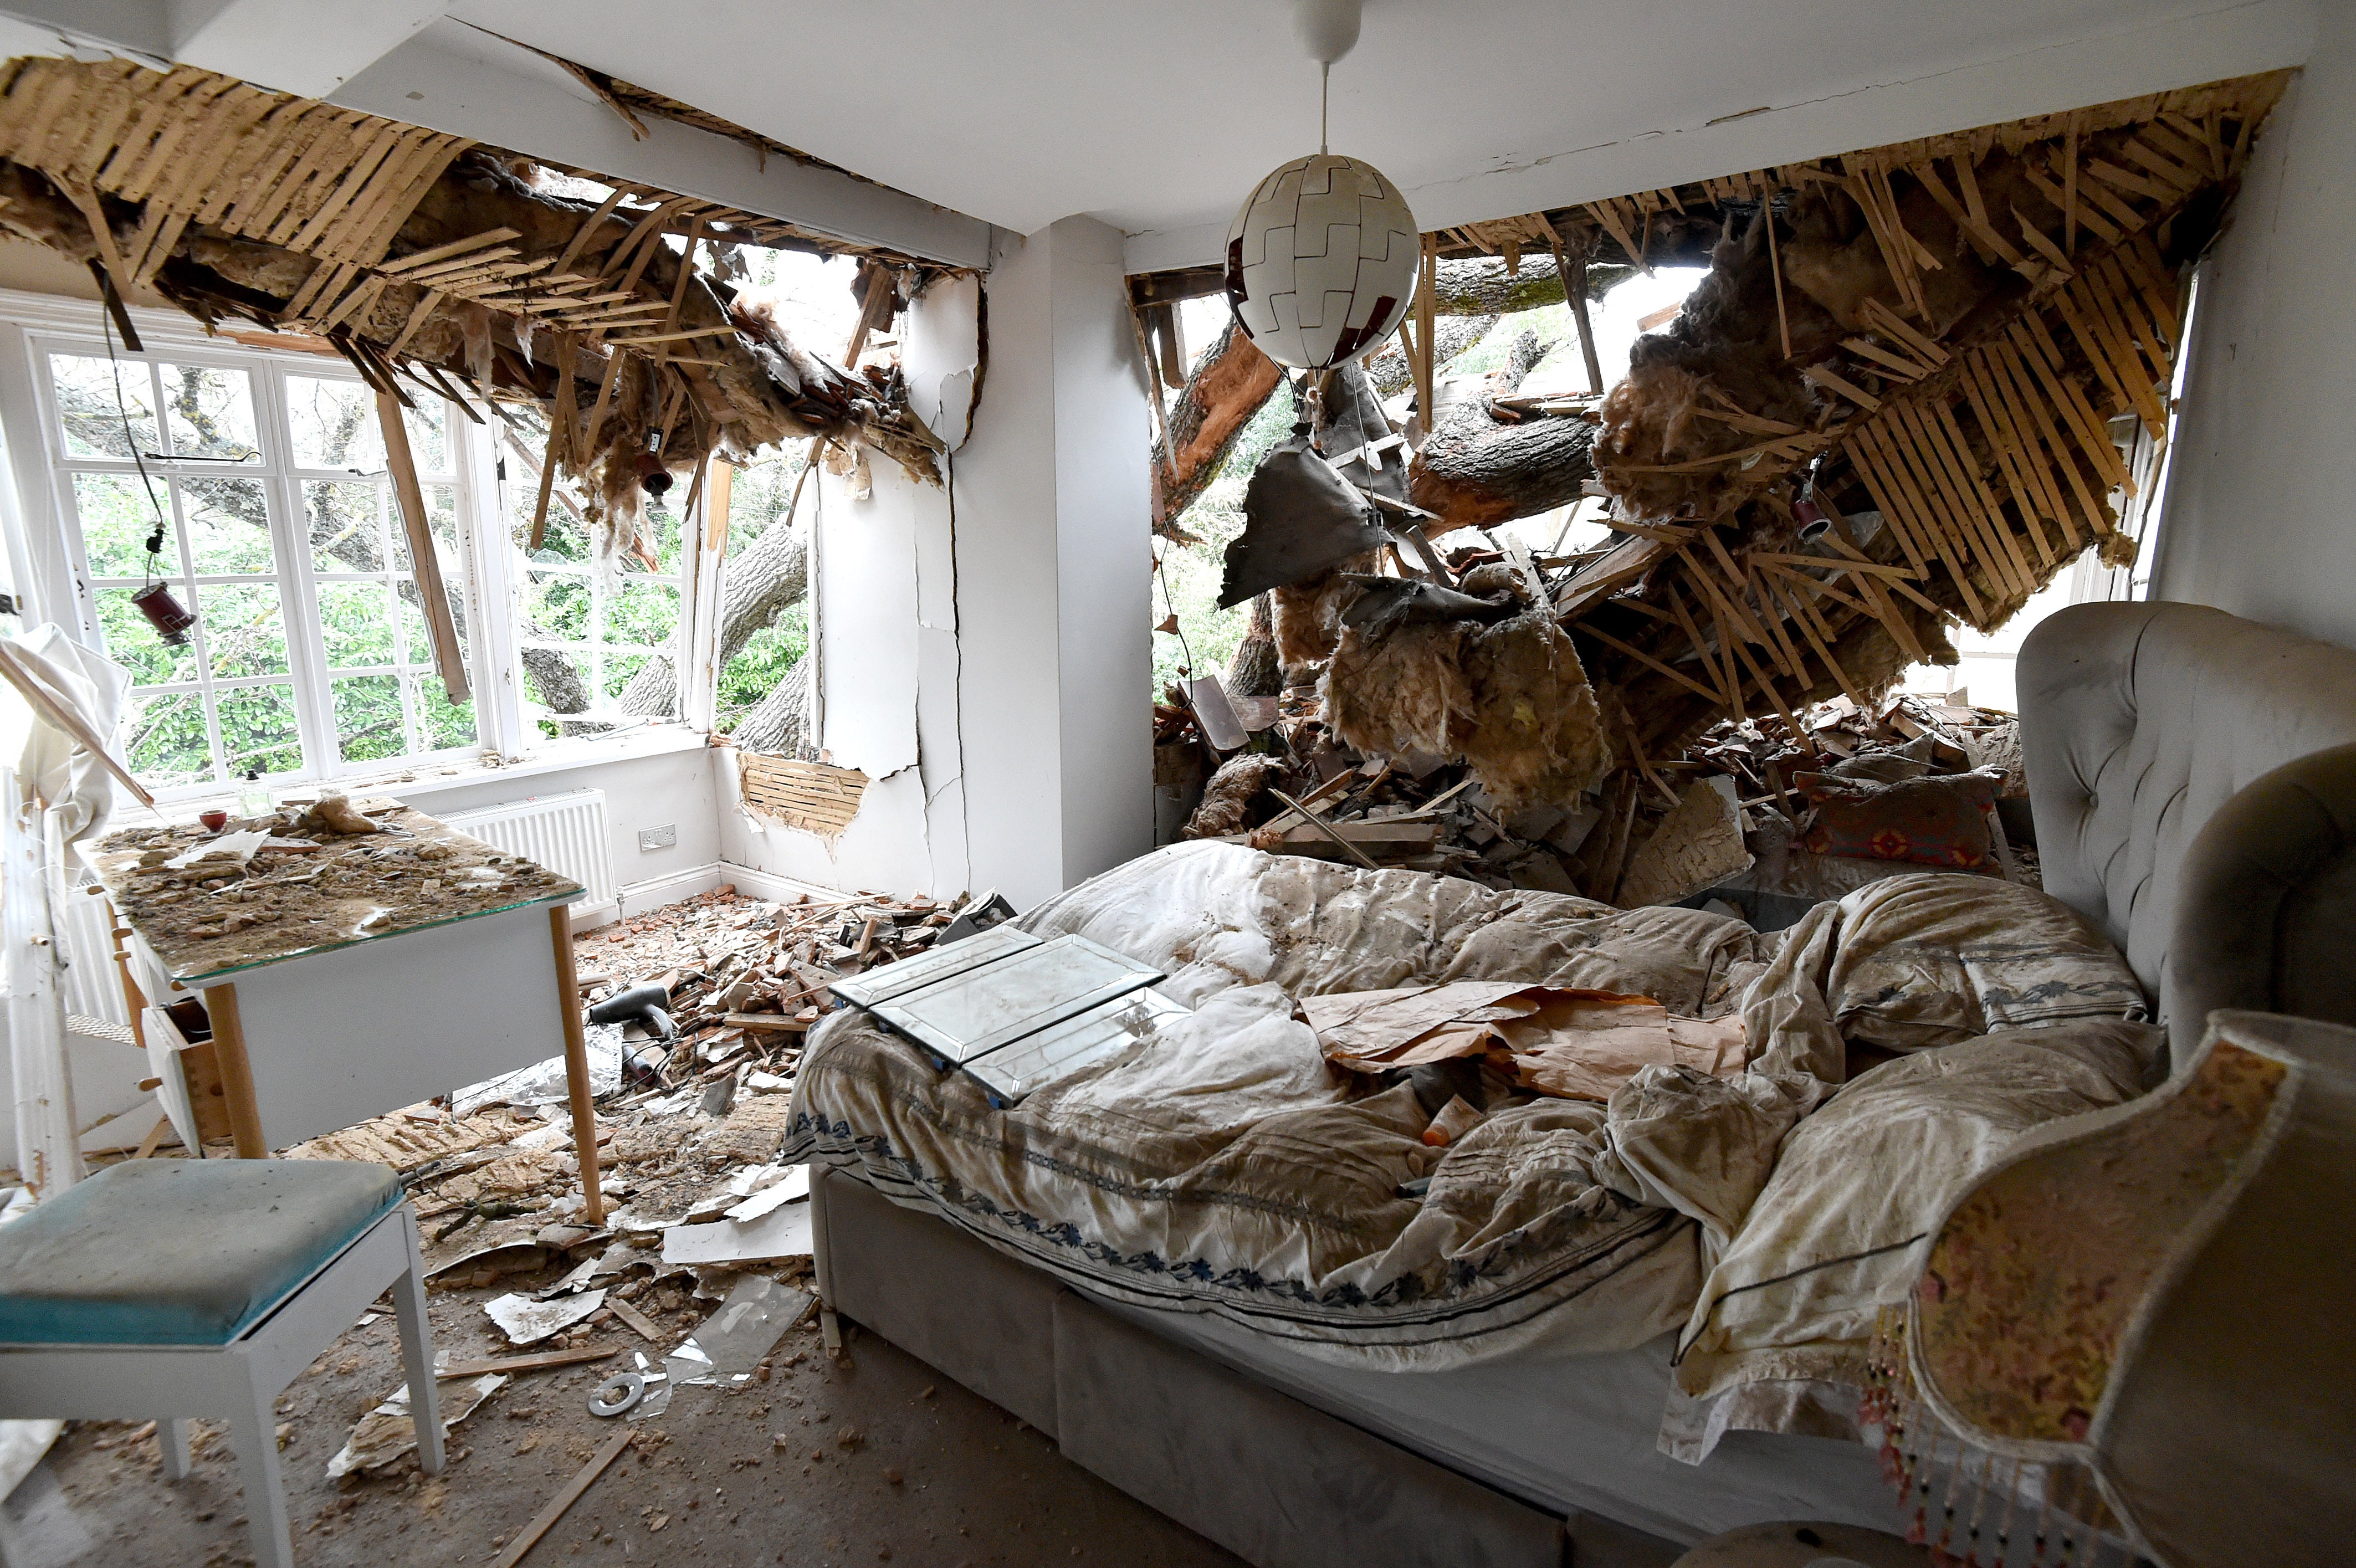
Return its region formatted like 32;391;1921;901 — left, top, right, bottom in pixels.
1223;152;1417;371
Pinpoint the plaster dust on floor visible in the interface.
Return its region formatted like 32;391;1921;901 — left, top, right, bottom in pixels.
3;890;1241;1567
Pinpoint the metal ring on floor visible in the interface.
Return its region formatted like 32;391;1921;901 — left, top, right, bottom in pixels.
588;1371;646;1417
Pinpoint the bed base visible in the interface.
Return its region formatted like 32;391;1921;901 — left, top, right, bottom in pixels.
811;1168;1683;1568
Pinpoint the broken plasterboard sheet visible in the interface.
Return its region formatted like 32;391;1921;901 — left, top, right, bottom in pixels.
725;1164;808;1221
1616;777;1753;909
815;460;919;778
665;1274;812;1389
451;1025;622;1116
325;1373;504;1478
904;272;980;452
660;1201;813;1267
484;1288;607;1346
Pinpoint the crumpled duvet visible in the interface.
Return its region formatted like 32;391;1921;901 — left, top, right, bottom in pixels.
785;842;1820;1370
784;846;2152;1377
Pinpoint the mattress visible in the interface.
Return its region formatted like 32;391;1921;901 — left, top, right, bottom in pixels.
1084;1293;1897;1547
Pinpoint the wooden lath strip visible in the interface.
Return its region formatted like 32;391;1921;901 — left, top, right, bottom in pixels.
380;226;520;276
1954;350;2060;566
1661;577;1736;711
1984;336;2101;549
1855;417;1987;626
1840;425;1929;578
1761;567;1862;706
1894;396;2020;602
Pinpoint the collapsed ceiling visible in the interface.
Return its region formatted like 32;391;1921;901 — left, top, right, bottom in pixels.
0;54;955;566
1147;69;2290;809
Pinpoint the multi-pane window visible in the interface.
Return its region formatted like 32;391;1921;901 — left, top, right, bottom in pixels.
506;426;686;736
39;344;479;792
285;376;477;766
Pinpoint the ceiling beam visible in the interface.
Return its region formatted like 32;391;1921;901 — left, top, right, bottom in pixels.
0;0;447;95
332;23;993;270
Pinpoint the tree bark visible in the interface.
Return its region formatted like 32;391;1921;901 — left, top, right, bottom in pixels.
1153;320;1287;525
1407;329;1597;530
618;506;810;717
1423;256;1637;316
729;662;812;756
1225;595;1282;696
1365;313;1496;398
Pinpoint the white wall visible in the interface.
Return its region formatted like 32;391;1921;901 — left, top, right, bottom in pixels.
713;450;971;900
719;216;1154;914
390;737;722;918
2153;14;2356;652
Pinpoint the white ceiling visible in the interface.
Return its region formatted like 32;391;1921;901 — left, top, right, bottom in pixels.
434;0;2317;266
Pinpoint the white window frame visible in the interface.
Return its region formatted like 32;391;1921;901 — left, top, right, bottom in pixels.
0;289;708;803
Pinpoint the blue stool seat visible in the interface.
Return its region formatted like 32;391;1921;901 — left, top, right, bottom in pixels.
0;1160;401;1346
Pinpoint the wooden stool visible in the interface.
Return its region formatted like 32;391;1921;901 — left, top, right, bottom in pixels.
1672;1520;1928;1567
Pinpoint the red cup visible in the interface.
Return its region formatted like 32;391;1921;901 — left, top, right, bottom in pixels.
199;809;228;831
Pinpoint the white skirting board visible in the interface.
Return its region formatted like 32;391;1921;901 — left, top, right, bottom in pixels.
583;862;855;930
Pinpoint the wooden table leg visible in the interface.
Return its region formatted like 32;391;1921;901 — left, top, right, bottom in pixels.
105;910;148;1052
548;904;605;1224
202;982;267;1159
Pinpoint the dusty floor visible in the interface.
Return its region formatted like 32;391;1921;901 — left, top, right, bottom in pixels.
3;1279;1243;1567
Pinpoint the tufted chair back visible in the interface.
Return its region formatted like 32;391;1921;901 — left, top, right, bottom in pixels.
2018;602;2356;1070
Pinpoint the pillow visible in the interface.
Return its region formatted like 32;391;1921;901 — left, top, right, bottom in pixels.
1663;1020;2163;1463
1825;873;2149;1050
1795;768;2004;870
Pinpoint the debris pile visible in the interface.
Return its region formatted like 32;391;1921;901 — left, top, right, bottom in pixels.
288;883;992;1304
86;797;579;976
1166;675;2031;923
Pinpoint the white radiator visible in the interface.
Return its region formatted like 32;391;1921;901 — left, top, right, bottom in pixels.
441;788;617;910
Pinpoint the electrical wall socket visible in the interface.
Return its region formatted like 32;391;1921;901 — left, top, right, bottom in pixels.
638;823;678;852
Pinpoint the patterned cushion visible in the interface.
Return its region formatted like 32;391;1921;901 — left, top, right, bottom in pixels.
0;1160;399;1346
1795;769;2005;870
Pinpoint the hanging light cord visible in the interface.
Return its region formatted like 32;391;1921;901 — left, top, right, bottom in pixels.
100;308;170;588
1320;62;1330;155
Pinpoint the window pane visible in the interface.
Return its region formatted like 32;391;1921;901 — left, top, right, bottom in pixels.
515;501;588;568
73;473;167;577
603;651;650;704
160;363;258;461
643;498;683;574
121;690;212;787
425;483;459;555
51;354;155;459
216;683;301;777
198;582;288;678
386;503;413;572
394;578;470;669
524;572;590;641
409;674;476;751
402;401;449;475
319;581;396;668
612;578;680;646
95;586;201;684
331;674;407;764
181;478;273;573
520;649;587;716
306;480;386;573
284;376;381;471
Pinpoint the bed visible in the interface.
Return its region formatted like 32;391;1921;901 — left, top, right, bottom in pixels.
788;602;2356;1567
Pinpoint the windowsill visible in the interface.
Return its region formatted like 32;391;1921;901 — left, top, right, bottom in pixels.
377;724;713;803
127;724;713;824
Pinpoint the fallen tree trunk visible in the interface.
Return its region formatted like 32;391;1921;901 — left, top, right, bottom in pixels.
730;665;812;756
1154;320;1287;526
619;501;811;717
1425;256;1637;315
1409;330;1597;530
